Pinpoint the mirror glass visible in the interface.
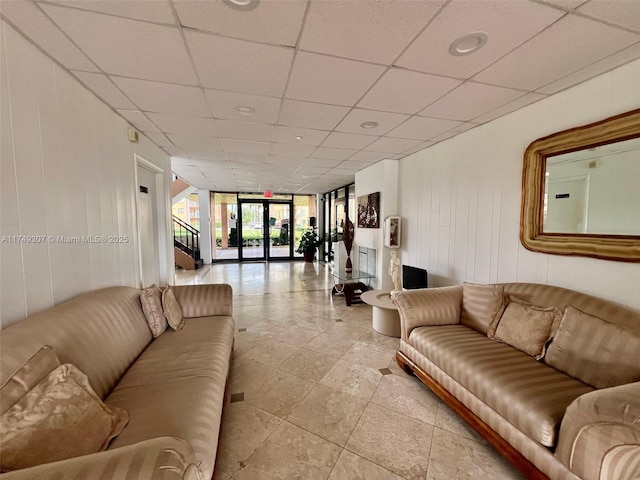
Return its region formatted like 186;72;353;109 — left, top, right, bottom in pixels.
544;137;640;235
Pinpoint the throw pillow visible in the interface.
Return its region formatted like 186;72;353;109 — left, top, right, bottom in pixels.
460;282;505;334
0;345;60;415
0;363;129;471
162;287;184;331
545;306;640;389
140;284;168;338
488;296;562;359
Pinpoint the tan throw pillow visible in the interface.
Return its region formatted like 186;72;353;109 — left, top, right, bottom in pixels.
162;287;184;331
545;306;640;389
0;364;129;472
488;296;562;359
141;284;167;338
460;282;505;334
0;345;60;415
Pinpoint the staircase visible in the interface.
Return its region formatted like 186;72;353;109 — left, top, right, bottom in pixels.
173;215;203;270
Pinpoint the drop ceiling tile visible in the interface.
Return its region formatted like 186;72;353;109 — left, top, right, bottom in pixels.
112;77;208;116
420;82;525;121
335;108;410;136
321;132;377;150
205;90;280;124
117;110;160;132
472;92;547;123
358;68;462;114
167;134;223;150
538;0;588;10
428;122;480;143
268;143;316;157
364;137;422;153
347;150;390;163
186;31;293;97
474;14;640;91
41;4;198;84
147;113;218;136
286;52;385;106
72;71;135;109
396;0;563;79
340;161;372;170
385;116;462;141
0;1;98;72
266;155;305;165
226;153;267;164
312;147;358;160
537;41;640;94
300;0;443;64
174;0;306;47
279;100;350;130
303;158;343;168
222;139;270;155
164;146;186;157
401;141;435;155
578;0;640;33
216;119;275;142
272;126;330;146
144;132;172;147
186;151;228;162
46;0;176;24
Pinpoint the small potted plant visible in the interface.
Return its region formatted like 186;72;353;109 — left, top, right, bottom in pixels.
296;229;322;262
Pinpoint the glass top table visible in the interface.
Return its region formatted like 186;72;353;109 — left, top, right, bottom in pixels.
331;268;374;306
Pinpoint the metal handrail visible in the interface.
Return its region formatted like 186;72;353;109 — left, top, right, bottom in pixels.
173;215;200;260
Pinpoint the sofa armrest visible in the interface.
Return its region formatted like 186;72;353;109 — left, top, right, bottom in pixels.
0;437;203;480
556;382;640;480
394;286;462;340
172;284;233;318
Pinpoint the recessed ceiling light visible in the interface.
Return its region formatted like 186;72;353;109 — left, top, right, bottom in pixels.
234;106;255;116
449;31;488;56
222;0;260;11
360;121;379;129
295;135;303;140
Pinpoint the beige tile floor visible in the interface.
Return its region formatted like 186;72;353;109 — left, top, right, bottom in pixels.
176;262;524;480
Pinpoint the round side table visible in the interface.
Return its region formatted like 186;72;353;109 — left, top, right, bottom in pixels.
360;290;400;338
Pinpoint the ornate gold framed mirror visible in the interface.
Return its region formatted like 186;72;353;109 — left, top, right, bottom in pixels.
520;109;640;262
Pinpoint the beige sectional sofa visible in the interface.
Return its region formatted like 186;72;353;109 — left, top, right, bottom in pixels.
394;282;640;480
0;284;234;479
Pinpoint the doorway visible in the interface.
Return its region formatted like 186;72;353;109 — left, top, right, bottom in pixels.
238;200;293;260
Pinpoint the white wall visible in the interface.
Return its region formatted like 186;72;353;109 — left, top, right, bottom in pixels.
1;21;172;327
398;58;640;311
355;159;399;291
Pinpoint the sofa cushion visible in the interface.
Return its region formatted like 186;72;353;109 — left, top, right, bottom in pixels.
460;283;505;334
162;287;184;331
408;325;593;447
488;296;562;359
0;364;129;472
140;285;167;338
545;306;640;389
0;345;60;415
105;315;234;479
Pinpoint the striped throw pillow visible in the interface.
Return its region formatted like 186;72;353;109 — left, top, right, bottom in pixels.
460;282;505;334
545;306;640;389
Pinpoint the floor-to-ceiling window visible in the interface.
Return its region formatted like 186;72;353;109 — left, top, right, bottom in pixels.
321;183;355;263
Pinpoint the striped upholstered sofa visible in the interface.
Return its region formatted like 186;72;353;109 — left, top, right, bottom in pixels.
0;284;234;479
395;282;640;480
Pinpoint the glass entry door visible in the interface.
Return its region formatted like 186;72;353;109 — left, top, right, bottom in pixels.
239;202;266;260
268;202;291;258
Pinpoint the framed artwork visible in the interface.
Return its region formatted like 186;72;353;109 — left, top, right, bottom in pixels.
384;216;401;248
357;192;380;228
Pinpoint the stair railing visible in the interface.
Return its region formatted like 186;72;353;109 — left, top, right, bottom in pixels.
173;215;200;261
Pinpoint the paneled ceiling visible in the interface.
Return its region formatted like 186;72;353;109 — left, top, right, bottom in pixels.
2;0;640;194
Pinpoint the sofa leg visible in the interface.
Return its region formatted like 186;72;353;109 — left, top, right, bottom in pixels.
395;351;415;376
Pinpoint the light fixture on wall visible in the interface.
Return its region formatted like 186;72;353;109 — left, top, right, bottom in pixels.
449;31;489;56
360;121;379;129
222;0;260;11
